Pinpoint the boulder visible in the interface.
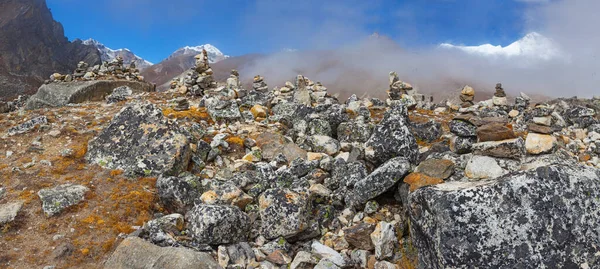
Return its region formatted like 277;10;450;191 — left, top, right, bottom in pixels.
25;80;154;110
86;103;191;176
409;164;600;268
38;184;89;217
346;157;411;208
472;138;526;160
525;133;556;155
185;204;250;245
365;105;419;165
259;188;309;240
156;174;205;213
307;135;340;156
337;121;374;143
104;237;219;269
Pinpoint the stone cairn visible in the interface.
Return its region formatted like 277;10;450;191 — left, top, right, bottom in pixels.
252;75;269;92
173;49;216;96
48;56;144;83
492;83;508;106
459;85;475;107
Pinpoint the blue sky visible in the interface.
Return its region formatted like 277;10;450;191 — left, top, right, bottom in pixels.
47;0;547;63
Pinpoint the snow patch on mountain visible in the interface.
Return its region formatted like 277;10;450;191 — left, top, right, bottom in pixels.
439;32;564;61
82;39;153;70
167;44;229;63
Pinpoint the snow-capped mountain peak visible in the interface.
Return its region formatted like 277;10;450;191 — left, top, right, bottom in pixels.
439;32;563;61
167;44;229;63
82;38;153;70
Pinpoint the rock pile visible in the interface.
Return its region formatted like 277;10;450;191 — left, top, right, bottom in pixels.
6;66;600;269
492;82;508;106
459;85;475;107
173;49;216;96
49;56;144;83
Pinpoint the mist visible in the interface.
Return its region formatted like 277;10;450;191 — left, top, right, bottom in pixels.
235;0;600;100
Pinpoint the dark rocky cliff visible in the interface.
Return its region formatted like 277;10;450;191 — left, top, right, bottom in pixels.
0;0;101;100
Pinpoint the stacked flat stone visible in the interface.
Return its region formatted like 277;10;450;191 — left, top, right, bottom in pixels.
226;69;246;98
514;92;531;111
387;71;416;108
191;49;216;96
49;55;144;84
459;85;475;107
252;75;269;92
492;83;508;106
309;81;328;104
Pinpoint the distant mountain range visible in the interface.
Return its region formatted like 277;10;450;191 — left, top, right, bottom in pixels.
81;39;153;70
439;32;562;61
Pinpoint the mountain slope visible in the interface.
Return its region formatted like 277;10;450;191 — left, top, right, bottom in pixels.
81;39;153;70
439;32;562;60
141;44;228;87
0;0;101;100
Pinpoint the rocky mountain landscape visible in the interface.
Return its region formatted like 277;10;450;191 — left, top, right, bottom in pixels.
2;45;600;269
3;1;600;269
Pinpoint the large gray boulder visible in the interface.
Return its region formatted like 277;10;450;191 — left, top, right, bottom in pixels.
345;157;411;208
365;105;419;165
259;188;309;240
86;103;191;176
104;237;219;269
25;80;155;110
185;204;250;245
408;164;600;269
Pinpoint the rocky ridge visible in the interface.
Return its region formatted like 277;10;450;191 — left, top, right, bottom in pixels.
1;56;600;268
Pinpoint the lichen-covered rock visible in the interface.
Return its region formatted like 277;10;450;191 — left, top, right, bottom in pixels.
449;119;477;137
207;100;242;122
307;135;340;156
409;164;600;268
38;184;89;217
472;137;525;160
185;204;250;245
450;136;477;154
7;116;47;136
410;120;443;143
259;188;309;240
365;105;419;165
104;237;219;269
346;157;411;208
308;119;332;136
86;103;191;176
157;174;206;213
142;214;185;246
328;161;368;190
563;106;596;128
337;120;374;143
